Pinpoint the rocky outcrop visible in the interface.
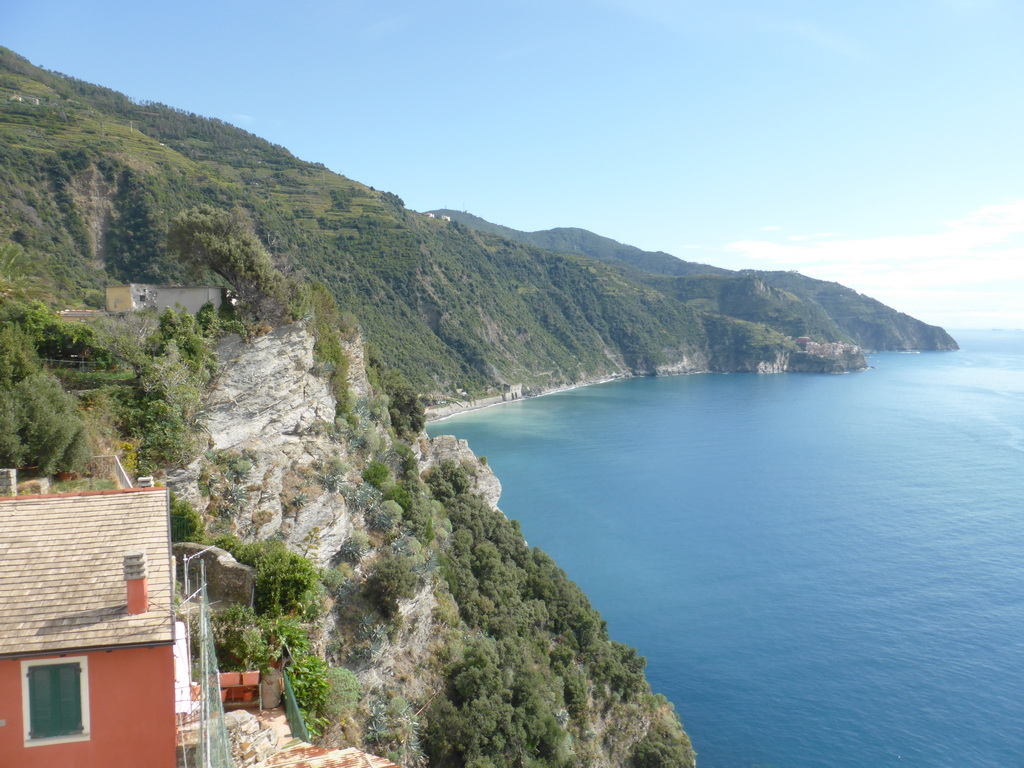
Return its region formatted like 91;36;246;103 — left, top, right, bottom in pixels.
787;349;867;373
418;434;501;509
340;332;372;402
347;580;441;701
201;325;337;452
167;323;359;565
167;322;501;561
654;350;710;375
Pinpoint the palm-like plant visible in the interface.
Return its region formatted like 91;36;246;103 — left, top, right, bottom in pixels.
0;242;47;301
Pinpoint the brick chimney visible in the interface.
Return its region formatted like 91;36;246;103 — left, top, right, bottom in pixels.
123;551;149;615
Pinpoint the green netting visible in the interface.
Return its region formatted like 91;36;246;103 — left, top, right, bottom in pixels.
282;669;310;743
195;562;233;768
170;514;190;542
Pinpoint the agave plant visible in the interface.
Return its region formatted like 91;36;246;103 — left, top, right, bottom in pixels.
365;698;390;744
222;481;249;513
367;505;395;532
337;535;368;563
357;613;377;638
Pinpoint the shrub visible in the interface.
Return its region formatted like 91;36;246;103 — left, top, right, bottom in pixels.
326;667;362;717
363;460;391;489
231;539;323;619
424;460;473;503
321;566;349;599
631;720;695;768
0;323;40;387
211;605;274;672
289;652;329;706
170;491;206;543
372;503;404;532
394;442;419;481
336;531;370;563
365;554;418;617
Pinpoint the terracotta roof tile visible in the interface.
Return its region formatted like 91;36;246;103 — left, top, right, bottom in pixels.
0;487;174;657
266;744;403;768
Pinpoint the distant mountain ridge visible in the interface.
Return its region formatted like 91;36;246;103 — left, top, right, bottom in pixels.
430;210;731;277
430;209;959;354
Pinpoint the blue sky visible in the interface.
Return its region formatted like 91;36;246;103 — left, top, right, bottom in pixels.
4;0;1024;329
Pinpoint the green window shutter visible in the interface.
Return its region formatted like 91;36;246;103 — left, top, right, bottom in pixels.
28;663;83;738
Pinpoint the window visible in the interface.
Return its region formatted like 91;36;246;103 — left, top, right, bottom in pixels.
21;656;90;746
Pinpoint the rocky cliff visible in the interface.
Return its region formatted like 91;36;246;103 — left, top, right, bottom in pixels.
169;323;356;563
166;321;695;768
169;322;501;561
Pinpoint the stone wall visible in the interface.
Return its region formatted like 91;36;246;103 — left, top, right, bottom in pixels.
225;710;279;768
176;711;280;768
0;469;16;497
174;542;256;608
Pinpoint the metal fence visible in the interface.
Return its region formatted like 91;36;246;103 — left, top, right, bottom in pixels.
87;455;133;489
194;564;234;768
281;669;310;743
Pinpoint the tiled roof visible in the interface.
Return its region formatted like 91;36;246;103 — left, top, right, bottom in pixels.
0;487;175;658
266;744;403;768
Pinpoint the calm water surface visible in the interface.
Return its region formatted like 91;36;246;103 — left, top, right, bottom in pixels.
427;330;1024;768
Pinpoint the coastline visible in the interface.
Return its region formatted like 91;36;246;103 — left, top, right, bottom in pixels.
424;372;633;423
423;348;872;428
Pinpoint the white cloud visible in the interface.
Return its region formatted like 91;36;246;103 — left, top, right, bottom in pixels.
725;201;1024;329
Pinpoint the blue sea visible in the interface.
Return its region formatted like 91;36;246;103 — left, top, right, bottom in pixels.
427;330;1024;768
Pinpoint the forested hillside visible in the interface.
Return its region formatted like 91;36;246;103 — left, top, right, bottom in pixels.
0;48;951;399
432;210;959;353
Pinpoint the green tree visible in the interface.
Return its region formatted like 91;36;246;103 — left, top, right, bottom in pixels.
167;205;290;322
362;460;391;489
226;539;324;619
0;323;40;388
365;554;418;617
0;241;47;302
0;373;91;475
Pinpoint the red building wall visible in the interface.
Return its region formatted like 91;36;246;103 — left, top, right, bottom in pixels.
0;644;176;768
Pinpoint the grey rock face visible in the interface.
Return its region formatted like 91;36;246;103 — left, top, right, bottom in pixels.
168;323;361;565
203;324;337;452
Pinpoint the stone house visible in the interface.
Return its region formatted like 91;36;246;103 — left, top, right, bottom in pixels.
106;284;223;315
